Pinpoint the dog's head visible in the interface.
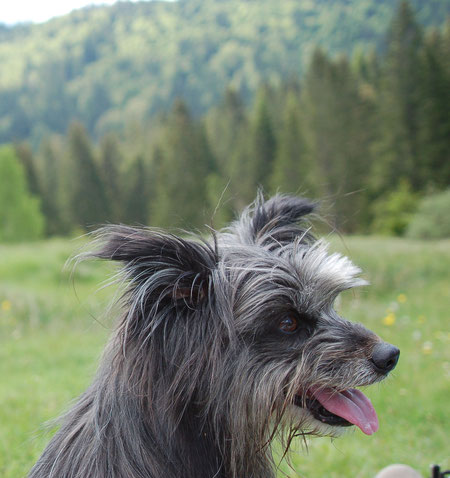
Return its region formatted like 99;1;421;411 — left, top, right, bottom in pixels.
90;194;399;472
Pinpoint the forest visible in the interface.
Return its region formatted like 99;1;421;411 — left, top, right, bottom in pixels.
1;0;450;146
1;0;450;240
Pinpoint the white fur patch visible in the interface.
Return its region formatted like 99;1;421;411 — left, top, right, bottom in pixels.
295;240;368;304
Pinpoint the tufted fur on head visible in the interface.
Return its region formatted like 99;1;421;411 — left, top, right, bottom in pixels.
29;194;398;478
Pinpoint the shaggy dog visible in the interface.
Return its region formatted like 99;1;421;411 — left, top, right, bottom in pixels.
29;194;399;478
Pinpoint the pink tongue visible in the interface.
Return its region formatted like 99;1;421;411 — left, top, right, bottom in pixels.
311;388;379;435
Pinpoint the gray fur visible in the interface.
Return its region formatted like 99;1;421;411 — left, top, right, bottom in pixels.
29;194;396;478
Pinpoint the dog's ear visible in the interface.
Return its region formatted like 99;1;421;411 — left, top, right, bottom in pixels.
233;193;317;246
89;226;217;304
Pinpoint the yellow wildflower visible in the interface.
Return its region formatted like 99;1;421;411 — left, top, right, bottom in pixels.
397;294;407;303
1;300;11;312
383;313;396;326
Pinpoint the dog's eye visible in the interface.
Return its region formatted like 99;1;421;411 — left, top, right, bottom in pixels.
278;316;298;334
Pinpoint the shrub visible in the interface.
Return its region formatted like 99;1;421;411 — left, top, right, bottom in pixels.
0;145;45;242
406;190;450;239
371;180;418;236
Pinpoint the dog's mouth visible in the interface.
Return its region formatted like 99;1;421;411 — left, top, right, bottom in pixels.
293;387;379;435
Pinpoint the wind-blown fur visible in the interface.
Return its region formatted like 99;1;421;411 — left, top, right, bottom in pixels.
29;194;397;478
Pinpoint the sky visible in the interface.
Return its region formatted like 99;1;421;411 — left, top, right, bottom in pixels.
1;1;146;25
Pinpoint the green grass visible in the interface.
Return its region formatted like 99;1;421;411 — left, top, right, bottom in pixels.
0;236;448;477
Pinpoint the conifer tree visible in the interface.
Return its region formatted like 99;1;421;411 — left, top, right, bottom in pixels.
99;132;123;223
123;155;150;225
249;87;277;192
206;88;246;176
152;100;214;230
147;144;163;225
205;88;251;219
418;30;450;188
66;122;110;229
301;49;374;231
372;0;424;192
443;18;450;71
269;91;313;195
228;134;255;210
38;137;69;235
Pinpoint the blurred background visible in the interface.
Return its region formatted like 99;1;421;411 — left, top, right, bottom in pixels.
0;0;449;477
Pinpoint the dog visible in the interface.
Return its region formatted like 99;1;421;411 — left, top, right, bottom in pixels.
29;194;399;478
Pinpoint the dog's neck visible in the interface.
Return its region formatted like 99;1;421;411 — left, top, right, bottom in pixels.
30;315;277;478
98;343;276;478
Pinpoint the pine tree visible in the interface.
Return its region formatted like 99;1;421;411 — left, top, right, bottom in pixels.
147;144;163;225
228;134;255;210
269;91;313;195
152;100;215;230
249;87;277;192
123;155;150;225
206;87;246;176
205;87;252;216
37;137;69;235
372;0;424;192
99;132;123;223
301;49;374;231
66;122;110;229
443;18;450;72
418;30;450;188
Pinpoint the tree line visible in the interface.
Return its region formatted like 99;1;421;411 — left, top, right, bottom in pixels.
1;1;449;241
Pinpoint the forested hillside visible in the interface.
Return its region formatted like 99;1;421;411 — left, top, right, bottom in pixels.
0;0;449;145
3;1;448;240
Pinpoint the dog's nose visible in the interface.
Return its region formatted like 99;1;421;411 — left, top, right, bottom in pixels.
371;343;400;373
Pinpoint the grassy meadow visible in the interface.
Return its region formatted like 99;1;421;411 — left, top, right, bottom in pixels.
0;236;448;478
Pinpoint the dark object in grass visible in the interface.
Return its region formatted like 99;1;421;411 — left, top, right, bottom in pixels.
431;465;450;478
29;194;399;478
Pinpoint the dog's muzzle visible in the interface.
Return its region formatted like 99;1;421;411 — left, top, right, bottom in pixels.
293;342;400;435
296;387;379;435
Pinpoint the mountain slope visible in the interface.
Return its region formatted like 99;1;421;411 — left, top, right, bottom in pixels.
0;0;449;145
